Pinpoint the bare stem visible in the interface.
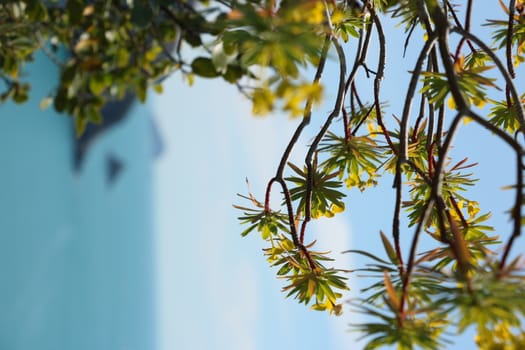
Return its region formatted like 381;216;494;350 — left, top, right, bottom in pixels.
507;0;517;78
302;38;347;236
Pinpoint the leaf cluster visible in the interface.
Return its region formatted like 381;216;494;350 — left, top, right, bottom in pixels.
1;0;350;134
235;191;349;315
233;1;525;349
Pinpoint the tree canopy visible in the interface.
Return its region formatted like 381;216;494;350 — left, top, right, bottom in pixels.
3;1;525;349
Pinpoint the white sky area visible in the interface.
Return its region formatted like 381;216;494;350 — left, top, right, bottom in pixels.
151;3;524;350
153;76;357;350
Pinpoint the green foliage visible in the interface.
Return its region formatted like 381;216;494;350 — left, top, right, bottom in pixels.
421;55;499;109
233;1;525;349
271;240;349;315
476;322;525;350
485;0;525;67
319;131;382;191
235;194;289;240
286;160;346;219
4;1;525;349
347;240;451;350
488;93;525;134
234;192;349;315
0;0;335;133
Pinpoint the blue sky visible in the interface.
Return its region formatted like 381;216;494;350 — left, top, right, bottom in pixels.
152;3;524;350
153;75;357;350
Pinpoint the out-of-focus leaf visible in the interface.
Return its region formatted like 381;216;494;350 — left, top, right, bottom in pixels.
191;57;220;78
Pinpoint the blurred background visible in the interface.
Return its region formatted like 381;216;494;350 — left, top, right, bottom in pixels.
0;51;354;350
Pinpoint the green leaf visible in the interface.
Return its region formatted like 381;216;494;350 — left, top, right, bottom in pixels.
183;31;202;47
84;105;102;124
116;49;130;68
89;75;106;95
12;91;28;104
131;0;153;28
153;84;163;94
74;115;88;137
61;63;77;87
222;65;243;83
145;45;163;62
380;231;399;265
191;57;220;78
66;0;84;25
136;78;147;103
54;88;68;112
25;0;48;21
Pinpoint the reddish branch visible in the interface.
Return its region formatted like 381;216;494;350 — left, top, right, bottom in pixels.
263;35;332;251
302;38;347;241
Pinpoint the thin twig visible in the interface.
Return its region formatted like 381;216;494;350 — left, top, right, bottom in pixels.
398;36;438;162
426;97;435;149
446;0;476;57
506;0;517;78
271;35;331;182
35;31;64;67
263;35;332;249
301;38;347;241
500;153;523;269
399;196;435;318
412;62;430;143
369;7;395;154
435;105;446;149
